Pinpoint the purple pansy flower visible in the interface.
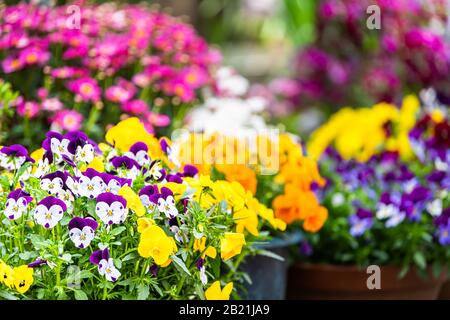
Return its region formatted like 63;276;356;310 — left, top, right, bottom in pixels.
33;196;67;228
95;192;128;225
28;258;47;268
111;156;140;170
90;248;121;282
182;164;198;178
438;223;450;246
4;189;33;220
69;217;98;248
101;173;131;194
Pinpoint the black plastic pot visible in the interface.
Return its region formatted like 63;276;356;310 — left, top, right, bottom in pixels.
240;231;302;300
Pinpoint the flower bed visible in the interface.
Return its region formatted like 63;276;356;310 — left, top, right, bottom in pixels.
0;118;285;300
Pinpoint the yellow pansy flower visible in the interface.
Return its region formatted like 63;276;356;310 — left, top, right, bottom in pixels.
0;260;15;288
202;246;217;259
30;148;44;162
137;217;154;233
138;225;177;265
233;208;259;236
194;237;206;252
118;186;145;217
220;233;245;261
105;117;162;158
159;182;187;201
82;156;105;172
13;265;33;294
205;281;233;300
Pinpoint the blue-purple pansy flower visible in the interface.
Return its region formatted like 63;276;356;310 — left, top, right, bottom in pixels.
90;248;121;282
28;258;48;269
33;196;67;228
95;192;128;225
348;208;373;237
4;188;33;220
182;164;198;178
69;217;98;248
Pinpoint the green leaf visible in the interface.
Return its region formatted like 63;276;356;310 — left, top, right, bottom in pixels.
122;252;137;262
413;252;427;270
111;226;126;236
256;249;285;262
74;290;88;300
137;283;150;300
170;255;191;276
0;290;18;300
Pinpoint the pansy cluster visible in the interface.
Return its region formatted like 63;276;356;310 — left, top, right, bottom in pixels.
298;99;449;273
0;3;221;148
0;117;283;300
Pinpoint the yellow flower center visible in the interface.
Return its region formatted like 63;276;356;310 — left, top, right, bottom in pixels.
107;210;113;217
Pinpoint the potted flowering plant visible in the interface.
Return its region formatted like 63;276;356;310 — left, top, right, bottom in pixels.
0;117;282;300
171;75;328;299
287;94;450;299
0;2;221;149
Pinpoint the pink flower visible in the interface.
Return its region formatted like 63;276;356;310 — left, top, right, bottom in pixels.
37;87;48;100
132;73;151;88
121;99;148;114
17;101;40;118
18;46;50;66
145;111;170;127
51;110;83;131
179;66;209;89
162;80;195;103
50;67;88;79
2;55;24;73
67;77;101;103
105;79;136;103
42;98;63;112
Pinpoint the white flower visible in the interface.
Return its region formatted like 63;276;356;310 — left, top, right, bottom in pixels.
426;199;443;217
157;196;178;218
148;161;163;180
331;193;345;207
56;189;74;205
104;179;122;194
40;177;64;195
4;198;28;220
385;212;406;228
50;137;70;162
199;266;207;285
78;176;105;198
170;225;185;243
33;204;65;229
140;195;157;212
66;176;81;197
0;154;25;170
70;226;95;248
33;158;51;178
376;203;399;220
215;67;249;97
98;258;121;282
96;201;127;225
75;144;95;164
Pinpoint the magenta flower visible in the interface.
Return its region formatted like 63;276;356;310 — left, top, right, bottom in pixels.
121;99;148;114
17;101;40;118
67;77;101;102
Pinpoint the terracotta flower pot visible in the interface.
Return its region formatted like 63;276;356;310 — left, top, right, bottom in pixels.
287;263;447;300
240;231;302;300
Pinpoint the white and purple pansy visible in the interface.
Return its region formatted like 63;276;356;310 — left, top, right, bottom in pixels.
75;143;95;164
78;168;105;198
155;187;178;218
33;196;67;228
90;248;121;282
42;131;70;163
96;192;128;225
125;142;150;167
101;173;131;194
111;155;141;179
68;217;98;248
4;189;33;220
146;160;166;181
40;171;68;195
139;185;159;210
0;144;34;170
